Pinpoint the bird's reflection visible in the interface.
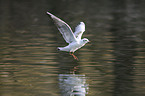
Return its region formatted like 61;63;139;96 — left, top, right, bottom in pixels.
58;66;89;96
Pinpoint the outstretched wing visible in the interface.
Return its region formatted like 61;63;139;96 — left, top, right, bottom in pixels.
47;12;77;43
74;22;85;40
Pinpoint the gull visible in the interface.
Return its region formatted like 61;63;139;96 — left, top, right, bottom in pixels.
47;12;89;60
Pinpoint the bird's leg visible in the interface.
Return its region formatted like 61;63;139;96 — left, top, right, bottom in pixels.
69;52;78;60
72;53;78;60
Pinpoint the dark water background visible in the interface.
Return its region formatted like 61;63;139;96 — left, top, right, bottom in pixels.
0;0;145;96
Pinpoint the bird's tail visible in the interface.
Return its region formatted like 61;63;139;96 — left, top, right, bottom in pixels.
57;47;60;50
57;47;62;51
57;47;68;52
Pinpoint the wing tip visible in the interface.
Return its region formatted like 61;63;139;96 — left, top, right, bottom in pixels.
46;11;57;19
80;21;84;23
46;11;52;15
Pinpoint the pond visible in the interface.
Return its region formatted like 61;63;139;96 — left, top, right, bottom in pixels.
0;0;145;96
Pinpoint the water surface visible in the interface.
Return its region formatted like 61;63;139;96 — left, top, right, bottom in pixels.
0;0;145;96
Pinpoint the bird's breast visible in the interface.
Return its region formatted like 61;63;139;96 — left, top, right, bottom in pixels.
69;42;84;52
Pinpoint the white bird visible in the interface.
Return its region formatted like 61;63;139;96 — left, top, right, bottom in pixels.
47;12;89;60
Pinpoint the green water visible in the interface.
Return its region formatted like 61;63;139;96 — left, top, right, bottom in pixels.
0;0;145;96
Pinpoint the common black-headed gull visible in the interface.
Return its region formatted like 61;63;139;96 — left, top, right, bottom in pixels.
47;12;89;60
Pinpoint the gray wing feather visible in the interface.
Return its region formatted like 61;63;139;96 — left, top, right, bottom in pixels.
47;12;77;43
74;22;85;40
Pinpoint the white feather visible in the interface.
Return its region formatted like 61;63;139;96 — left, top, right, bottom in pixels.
47;12;77;43
74;22;85;40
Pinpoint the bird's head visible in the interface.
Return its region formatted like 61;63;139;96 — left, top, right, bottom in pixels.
82;38;90;44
